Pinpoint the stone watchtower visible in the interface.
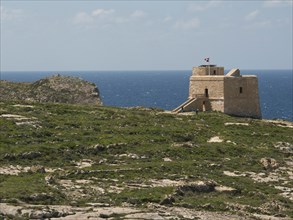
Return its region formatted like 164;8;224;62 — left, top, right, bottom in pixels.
173;65;261;119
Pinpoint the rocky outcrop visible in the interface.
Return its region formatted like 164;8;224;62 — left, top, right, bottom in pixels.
260;157;278;170
0;203;262;220
3;151;42;160
175;181;217;195
274;142;293;154
0;75;102;105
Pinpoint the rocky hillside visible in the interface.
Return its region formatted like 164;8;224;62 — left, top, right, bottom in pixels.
0;75;102;105
0;100;292;219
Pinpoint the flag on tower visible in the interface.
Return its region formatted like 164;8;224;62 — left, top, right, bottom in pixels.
204;57;209;62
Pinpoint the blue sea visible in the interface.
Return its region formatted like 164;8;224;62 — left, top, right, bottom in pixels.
1;70;292;121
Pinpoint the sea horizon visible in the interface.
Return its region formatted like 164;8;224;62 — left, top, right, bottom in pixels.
1;68;293;73
1;69;292;122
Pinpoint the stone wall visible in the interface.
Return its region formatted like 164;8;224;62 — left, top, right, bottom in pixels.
192;67;224;76
189;76;225;112
189;76;224;99
209;99;224;112
224;76;261;118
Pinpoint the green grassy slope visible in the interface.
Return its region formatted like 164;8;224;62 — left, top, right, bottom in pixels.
0;100;292;218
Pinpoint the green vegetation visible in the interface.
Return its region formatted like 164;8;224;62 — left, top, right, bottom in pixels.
0;75;102;105
0;100;292;218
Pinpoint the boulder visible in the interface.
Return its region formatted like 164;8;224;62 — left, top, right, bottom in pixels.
29;165;46;173
260;158;278;170
215;185;240;194
274;142;293;154
160;195;175;205
21;193;54;202
20;151;42;159
175;181;216;195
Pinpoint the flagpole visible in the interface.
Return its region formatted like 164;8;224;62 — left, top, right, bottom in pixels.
208;59;210;75
204;57;210;75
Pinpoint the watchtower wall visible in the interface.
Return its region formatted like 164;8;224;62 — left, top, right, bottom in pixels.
189;76;224;111
192;66;224;76
224;76;261;118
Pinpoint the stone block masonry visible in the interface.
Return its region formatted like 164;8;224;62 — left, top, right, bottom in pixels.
174;65;261;119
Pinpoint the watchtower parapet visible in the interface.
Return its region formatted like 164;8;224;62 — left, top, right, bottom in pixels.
192;65;224;76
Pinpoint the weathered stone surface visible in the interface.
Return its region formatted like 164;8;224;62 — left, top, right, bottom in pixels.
274;142;293;154
171;142;197;148
208;136;223;143
260;158;278;170
20;151;42;159
3;151;42;160
224;122;249;126
21;193;54;202
3;153;17;160
0;203;75;219
74;159;94;169
124;212;165;219
215;185;240;194
0;165;30;175
29;165;46;173
163;157;172;162
88;143;127;153
176;181;216;195
1;202;290;220
159;195;175;205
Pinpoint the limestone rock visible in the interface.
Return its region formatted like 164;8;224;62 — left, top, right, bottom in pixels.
0;165;30;175
20;151;42;159
29;165;46;173
260;158;278;170
160;195;175;205
124;212;165;220
215;185;240;194
274;142;293;154
171;142;197;148
21;193;54;202
4;151;42;160
260;200;287;213
208;136;223;143
0;75;102;105
163;157;172;162
176;181;216;195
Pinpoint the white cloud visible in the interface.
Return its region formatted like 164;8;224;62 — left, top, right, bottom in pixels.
73;8;115;25
163;16;172;23
92;9;114;17
174;18;200;30
0;6;23;22
245;10;260;21
73;12;94;24
263;0;293;7
131;10;146;18
188;1;222;12
73;8;148;27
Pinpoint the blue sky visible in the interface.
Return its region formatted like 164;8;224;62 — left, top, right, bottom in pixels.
1;0;292;71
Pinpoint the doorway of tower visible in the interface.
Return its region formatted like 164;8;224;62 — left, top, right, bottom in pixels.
203;101;206;111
